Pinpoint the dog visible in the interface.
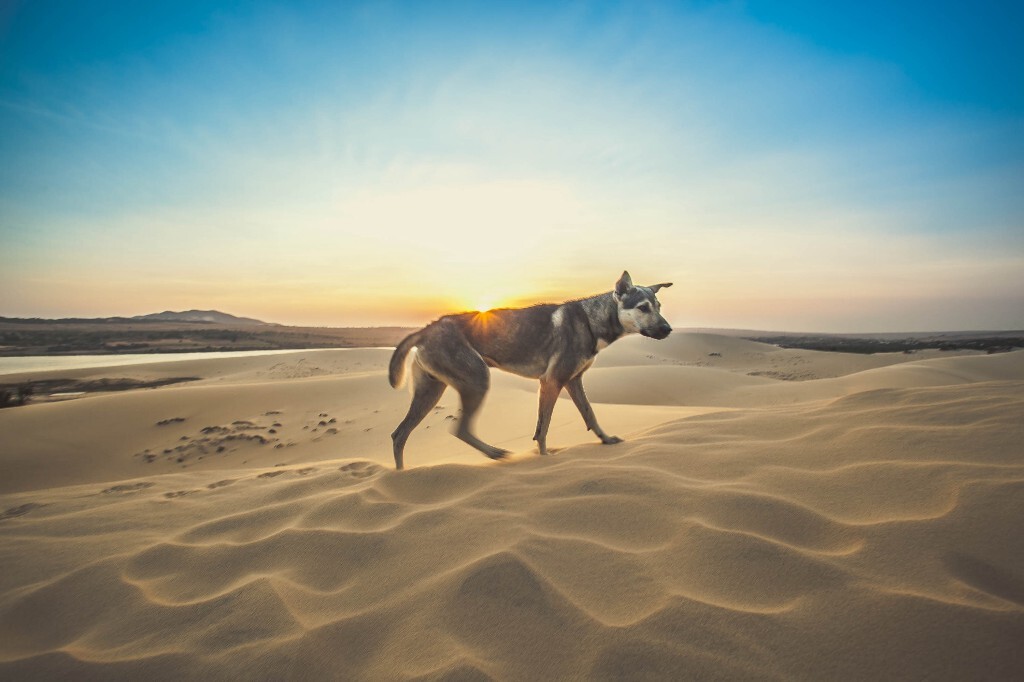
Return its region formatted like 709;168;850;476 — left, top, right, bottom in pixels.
388;271;673;469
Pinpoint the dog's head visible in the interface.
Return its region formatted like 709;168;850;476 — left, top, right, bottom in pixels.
613;271;673;340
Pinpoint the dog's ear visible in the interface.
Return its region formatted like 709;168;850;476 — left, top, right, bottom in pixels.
649;282;673;293
615;271;634;296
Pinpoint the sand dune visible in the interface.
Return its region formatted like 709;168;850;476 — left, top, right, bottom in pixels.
0;350;711;494
1;336;1022;679
595;332;983;380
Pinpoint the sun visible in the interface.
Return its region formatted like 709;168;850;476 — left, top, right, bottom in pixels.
461;290;510;313
470;297;498;313
453;280;515;313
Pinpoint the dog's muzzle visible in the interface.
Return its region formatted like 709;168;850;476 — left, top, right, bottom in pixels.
643;323;673;340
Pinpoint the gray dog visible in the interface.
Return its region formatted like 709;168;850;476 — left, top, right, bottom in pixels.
388;271;673;469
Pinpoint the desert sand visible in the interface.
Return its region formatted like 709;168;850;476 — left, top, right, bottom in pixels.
1;334;1022;679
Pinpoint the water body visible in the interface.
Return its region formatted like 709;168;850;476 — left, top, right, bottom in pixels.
0;349;331;376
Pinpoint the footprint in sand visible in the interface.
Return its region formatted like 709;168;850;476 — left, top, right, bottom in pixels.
102;482;155;494
164;490;199;498
256;467;313;478
206;479;237;490
156;417;186;426
339;462;382;479
140;419;279;466
0;502;48;521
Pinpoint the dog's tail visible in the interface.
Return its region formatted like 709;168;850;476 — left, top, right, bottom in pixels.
389;330;423;389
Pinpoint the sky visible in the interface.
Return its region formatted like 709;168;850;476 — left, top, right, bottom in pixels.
1;0;1022;332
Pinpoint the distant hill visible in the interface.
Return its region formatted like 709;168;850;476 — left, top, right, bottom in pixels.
131;310;271;325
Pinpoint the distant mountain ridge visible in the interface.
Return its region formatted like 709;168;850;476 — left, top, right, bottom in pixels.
131;310;270;325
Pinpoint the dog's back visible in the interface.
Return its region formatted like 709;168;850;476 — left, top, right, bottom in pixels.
445;305;568;379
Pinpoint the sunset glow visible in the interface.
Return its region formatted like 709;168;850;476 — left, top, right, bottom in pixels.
1;1;1021;331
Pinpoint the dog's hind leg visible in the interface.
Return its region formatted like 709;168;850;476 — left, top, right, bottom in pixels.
451;375;509;461
417;324;509;462
391;362;446;470
566;375;622;445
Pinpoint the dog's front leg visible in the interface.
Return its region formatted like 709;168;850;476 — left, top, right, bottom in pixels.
533;377;562;455
566;375;622;445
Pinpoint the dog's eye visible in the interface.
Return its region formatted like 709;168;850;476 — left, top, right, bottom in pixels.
637;303;651;313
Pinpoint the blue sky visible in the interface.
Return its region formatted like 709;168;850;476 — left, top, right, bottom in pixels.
1;1;1022;330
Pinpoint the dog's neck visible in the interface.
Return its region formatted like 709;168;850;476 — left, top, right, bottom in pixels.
579;291;625;353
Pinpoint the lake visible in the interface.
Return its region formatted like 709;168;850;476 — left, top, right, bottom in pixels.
0;349;330;376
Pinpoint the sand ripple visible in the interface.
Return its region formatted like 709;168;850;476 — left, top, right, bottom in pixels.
2;380;1023;679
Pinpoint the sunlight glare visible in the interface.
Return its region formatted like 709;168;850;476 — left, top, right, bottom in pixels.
470;297;499;313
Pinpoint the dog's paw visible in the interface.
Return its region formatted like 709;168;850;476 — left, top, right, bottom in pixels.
601;435;623;445
486;448;511;460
